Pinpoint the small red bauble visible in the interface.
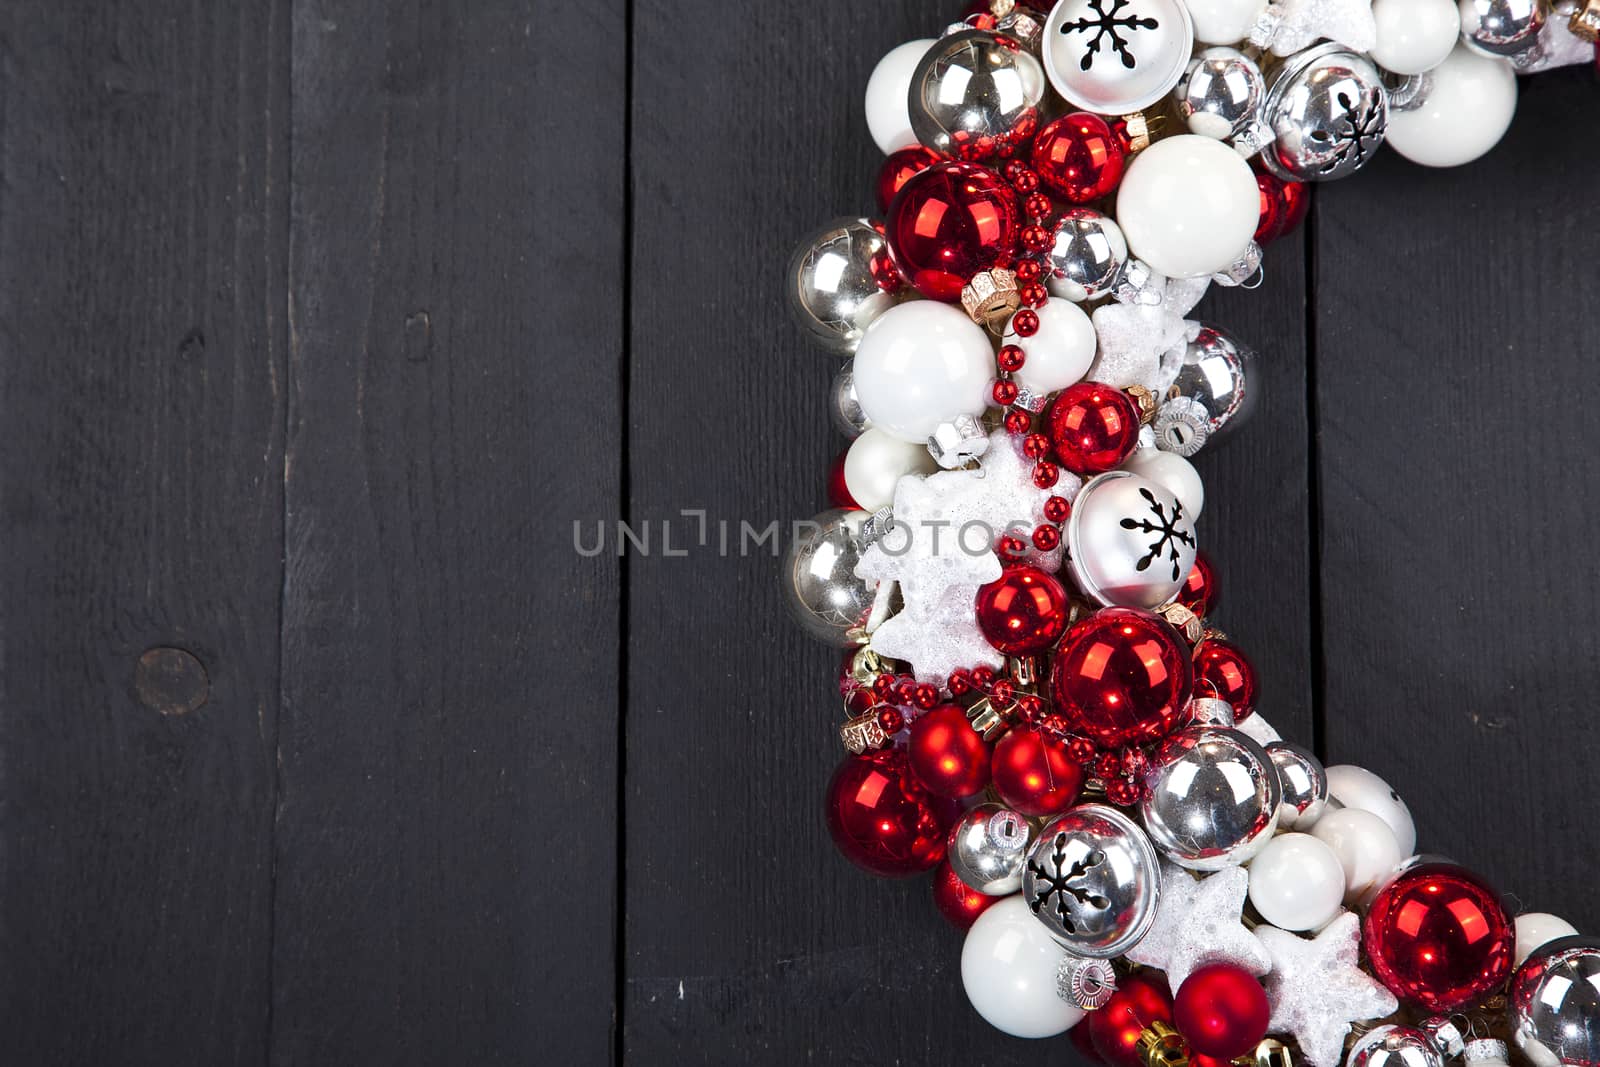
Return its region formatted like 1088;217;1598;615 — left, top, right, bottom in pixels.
1003;409;1032;435
975;565;1069;655
1031;524;1060;552
1051;608;1195;748
886;161;1018;302
990;726;1084;817
1278;178;1309;236
907;704;992;798
1089;973;1173;1067
1070;1019;1105;1065
1178;552;1218;617
1043;495;1071;524
1173;963;1271;1060
825;747;960;877
1194;637;1258;721
1254;172;1287;244
1031;112;1126;204
1363;862;1515;1013
1046;382;1141;474
875;144;944;213
826;448;857;509
997;344;1027;372
931;859;1000;930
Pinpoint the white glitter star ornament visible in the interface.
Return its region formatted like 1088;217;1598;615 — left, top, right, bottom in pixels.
1268;0;1378;56
1088;303;1188;394
1126;861;1272;993
1255;913;1399;1067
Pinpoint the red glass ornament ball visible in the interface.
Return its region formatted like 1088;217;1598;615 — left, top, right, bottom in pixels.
1254;172;1286;244
1032;112;1126;204
1046;382;1141;475
1178;552;1219;617
1194;637;1258;721
1278;178;1309;236
1363;862;1515;1013
907;704;992;798
990;726;1085;817
1051;608;1195;748
1090;973;1174;1067
1173;963;1271;1060
826;448;857;510
825;747;960;877
1070;1019;1105;1065
931;858;1000;930
875;144;945;213
975;565;1069;655
886;161;1018;302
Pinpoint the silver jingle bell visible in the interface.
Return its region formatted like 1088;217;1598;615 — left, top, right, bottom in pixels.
1046;208;1128;303
1021;803;1162;958
948;804;1032;895
1042;0;1195;113
1260;43;1389;183
1461;0;1547;56
787;218;904;354
1511;936;1600;1067
1178;47;1269;151
1140;725;1282;871
829;360;870;438
1067;470;1198;610
908;30;1045;161
1349;1026;1448;1067
1265;740;1329;829
780;508;875;647
1154;323;1256;456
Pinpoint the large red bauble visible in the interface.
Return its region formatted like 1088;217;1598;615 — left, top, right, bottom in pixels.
825;747;960;877
1070;1019;1105;1064
990;726;1084;817
1051;608;1195;748
1031;112;1126;203
931;858;1000;930
1089;973;1173;1067
907;704;992;798
975;564;1069;655
1046;382;1141;475
1178;553;1219;617
1363;862;1514;1012
1173;963;1270;1060
876;144;944;213
886;161;1018;302
1194;637;1258;721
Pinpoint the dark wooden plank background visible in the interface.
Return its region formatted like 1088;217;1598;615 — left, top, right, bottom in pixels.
0;1;1593;1063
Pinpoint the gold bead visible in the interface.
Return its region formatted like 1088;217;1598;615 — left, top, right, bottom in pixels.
961;267;1022;332
1571;0;1600;41
1138;1021;1191;1067
840;713;890;754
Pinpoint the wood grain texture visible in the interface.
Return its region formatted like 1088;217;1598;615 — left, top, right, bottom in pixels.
0;2;289;1063
273;1;624;1063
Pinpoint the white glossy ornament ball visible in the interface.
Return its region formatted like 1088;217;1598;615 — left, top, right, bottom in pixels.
1385;46;1517;167
1325;764;1416;857
1370;0;1461;74
842;428;937;512
1116;135;1260;280
1311;807;1403;905
1007;298;1096;397
961;895;1086;1038
1122;448;1204;520
865;40;936;154
1247;832;1346;931
852;301;995;444
1186;0;1270;44
1515;912;1580;966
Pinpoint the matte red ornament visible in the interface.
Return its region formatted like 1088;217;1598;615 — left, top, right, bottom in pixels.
907;704;992;798
1032;112;1126;203
1194;637;1258;720
976;565;1069;655
1178;553;1218;617
1363;862;1514;1013
1051;608;1195;748
876;144;945;213
1090;973;1174;1067
886;162;1018;301
825;747;960;877
990;726;1084;817
826;448;857;509
1046;382;1141;474
931;858;1000;930
1173;963;1271;1060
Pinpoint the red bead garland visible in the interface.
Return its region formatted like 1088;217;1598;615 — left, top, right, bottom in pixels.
825;747;960;877
1046;382;1141;475
907;704;992;798
1051;608;1195;748
1363;862;1515;1013
886;161;1018;302
1173;963;1270;1060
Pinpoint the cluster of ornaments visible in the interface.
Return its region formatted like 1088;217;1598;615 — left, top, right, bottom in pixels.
783;0;1599;1064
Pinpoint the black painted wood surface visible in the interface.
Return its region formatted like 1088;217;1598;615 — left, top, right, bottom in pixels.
0;1;1594;1063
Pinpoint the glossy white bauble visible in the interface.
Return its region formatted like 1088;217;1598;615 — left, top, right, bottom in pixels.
1325;764;1416;857
1370;0;1461;74
1311;807;1403;905
1008;298;1097;397
1385;46;1517;167
1515;912;1580;967
1186;0;1270;44
961;895;1086;1038
843;428;937;512
865;40;936;154
1247;832;1346;931
852;301;995;444
1121;448;1204;520
1116;135;1260;279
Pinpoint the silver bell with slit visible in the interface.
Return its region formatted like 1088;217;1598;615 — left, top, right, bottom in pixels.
1260;43;1388;182
1021;803;1161;958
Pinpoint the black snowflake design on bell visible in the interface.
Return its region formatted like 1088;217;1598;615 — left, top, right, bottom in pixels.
1026;835;1111;930
1058;0;1159;70
1120;487;1196;581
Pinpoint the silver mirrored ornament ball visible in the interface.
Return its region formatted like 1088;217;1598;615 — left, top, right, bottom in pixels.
1349;1026;1447;1067
1261;43;1389;183
830;360;870;438
787;218;904;355
1511;936;1600;1067
1460;0;1547;56
1140;725;1281;870
948;804;1031;895
780;508;875;647
1153;323;1257;457
1046;208;1128;303
908;30;1045;160
1178;47;1269;154
1042;0;1194;114
1067;471;1198;610
1021;804;1161;958
1265;740;1328;829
